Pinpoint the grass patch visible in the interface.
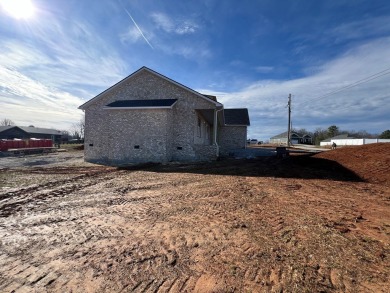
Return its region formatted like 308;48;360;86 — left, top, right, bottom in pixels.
60;144;84;151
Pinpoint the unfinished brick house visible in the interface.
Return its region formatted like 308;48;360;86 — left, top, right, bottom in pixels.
79;67;250;165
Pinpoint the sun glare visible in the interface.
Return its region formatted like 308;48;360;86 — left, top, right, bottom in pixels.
1;0;35;19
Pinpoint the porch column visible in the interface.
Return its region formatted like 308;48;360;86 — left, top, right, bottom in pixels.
213;107;223;156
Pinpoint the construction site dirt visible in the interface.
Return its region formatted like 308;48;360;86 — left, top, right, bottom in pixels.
0;144;389;292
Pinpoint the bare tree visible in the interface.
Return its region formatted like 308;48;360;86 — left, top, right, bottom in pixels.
70;117;85;140
313;127;328;145
0;118;15;126
293;128;312;136
60;130;70;142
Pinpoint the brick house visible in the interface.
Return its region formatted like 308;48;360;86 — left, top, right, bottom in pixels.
78;67;250;165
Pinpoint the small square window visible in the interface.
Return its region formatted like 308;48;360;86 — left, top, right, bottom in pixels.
89;144;94;147
177;146;183;150
134;145;140;149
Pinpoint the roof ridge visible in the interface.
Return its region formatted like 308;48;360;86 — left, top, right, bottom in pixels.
79;66;222;109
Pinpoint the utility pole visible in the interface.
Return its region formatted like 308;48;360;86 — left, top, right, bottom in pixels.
287;94;291;147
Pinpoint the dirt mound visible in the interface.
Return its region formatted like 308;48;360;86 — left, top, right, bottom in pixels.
314;143;390;185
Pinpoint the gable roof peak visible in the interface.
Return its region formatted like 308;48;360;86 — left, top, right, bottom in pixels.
78;66;222;110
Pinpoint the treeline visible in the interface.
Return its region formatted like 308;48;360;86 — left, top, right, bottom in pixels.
293;125;390;145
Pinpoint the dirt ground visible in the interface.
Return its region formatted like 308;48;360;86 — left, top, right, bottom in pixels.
0;144;389;292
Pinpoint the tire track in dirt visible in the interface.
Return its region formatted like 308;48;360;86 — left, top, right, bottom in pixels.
0;257;65;292
0;169;204;292
0;168;122;217
1;168;131;292
75;235;198;293
1;151;389;292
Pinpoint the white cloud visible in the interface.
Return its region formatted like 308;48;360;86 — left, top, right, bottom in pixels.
0;14;128;131
198;37;390;140
175;20;199;35
151;12;199;35
0;17;126;96
120;26;143;43
254;66;274;73
0;66;84;130
330;16;390;42
151;12;174;32
120;11;202;59
122;8;154;49
158;42;212;60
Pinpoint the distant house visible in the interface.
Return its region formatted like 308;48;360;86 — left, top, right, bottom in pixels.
78;66;250;165
0;126;62;142
320;134;351;146
320;134;390;146
270;131;312;145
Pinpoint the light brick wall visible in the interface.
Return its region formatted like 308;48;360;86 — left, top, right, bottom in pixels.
83;70;218;165
218;126;247;157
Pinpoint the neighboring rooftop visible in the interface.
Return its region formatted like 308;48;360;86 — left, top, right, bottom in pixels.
0;125;61;135
224;109;250;126
270;131;312;139
321;134;353;142
19;126;61;135
203;94;217;102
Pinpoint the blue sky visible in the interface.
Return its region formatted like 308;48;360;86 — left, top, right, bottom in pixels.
0;0;389;140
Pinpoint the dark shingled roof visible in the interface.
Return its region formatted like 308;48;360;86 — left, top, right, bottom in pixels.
18;126;61;135
0;126;16;133
270;131;312;139
270;131;289;139
0;126;61;135
106;99;177;108
223;109;250;126
321;134;352;142
202;94;217;102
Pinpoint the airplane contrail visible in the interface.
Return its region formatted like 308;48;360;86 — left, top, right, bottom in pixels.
124;8;154;49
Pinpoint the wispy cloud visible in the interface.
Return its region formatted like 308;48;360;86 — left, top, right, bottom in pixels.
2;17;127;92
157;42;212;61
198;37;390;140
0;13;128;130
175;21;198;34
123;8;154;49
147;12;208;60
254;66;274;73
0;66;84;129
151;12;199;35
120;26;143;43
120;10;203;59
151;12;174;32
330;16;390;43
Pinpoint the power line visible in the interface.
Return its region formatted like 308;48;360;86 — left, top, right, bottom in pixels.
298;66;390;105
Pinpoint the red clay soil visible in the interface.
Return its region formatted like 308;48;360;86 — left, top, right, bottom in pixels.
0;147;389;292
314;143;390;186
